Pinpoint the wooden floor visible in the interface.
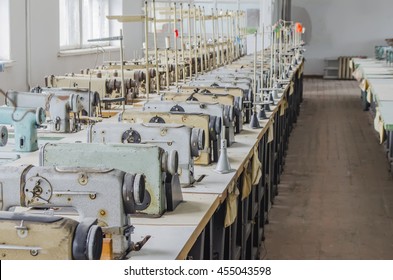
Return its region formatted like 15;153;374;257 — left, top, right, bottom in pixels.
262;78;393;259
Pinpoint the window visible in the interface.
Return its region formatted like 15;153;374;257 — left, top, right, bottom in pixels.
0;0;10;61
59;0;109;50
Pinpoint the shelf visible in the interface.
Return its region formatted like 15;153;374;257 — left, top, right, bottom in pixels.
324;67;339;80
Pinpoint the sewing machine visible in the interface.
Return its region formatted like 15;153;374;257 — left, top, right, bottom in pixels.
196;75;252;84
88;122;204;187
0;165;145;258
0;212;102;260
47;68;159;102
179;85;248;102
80;68;161;93
375;46;393;60
188;80;254;91
119;111;216;165
39;143;182;217
31;87;100;118
188;80;253;102
161;91;243;133
44;75;129;107
142;100;236;146
179;85;251;124
5;90;83;133
0;106;46;152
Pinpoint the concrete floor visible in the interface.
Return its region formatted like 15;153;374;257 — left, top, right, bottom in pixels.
263;78;393;259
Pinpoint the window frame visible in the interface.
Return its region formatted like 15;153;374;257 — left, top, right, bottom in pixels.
59;0;110;51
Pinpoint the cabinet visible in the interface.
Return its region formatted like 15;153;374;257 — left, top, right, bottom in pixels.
323;58;339;79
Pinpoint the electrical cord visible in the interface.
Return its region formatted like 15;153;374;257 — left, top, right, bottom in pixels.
0;88;37;123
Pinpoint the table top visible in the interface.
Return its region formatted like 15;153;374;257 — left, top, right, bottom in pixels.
369;80;393;103
378;101;393;130
353;58;393;130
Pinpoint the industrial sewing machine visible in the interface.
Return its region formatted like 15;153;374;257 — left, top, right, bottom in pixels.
40;143;182;217
80;68;163;93
0;106;46;152
188;80;253;103
88;122;204;187
189;79;254;92
0;212;102;260
5;90;83;133
179;85;248;102
31;86;100;118
76;67;159;93
142;100;236;146
179;85;252;124
196;75;252;85
375;46;393;60
0;165;145;258
119;110;216;165
45;74;133;107
161;91;244;133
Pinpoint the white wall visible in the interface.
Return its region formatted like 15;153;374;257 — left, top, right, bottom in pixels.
0;0;144;105
246;0;275;55
0;0;27;104
122;0;144;59
28;0;121;90
292;0;393;75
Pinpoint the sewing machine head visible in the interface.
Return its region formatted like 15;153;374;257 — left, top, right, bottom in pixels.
0;165;145;257
161;90;244;133
31;87;100;117
39;143;182;217
88;122;205;187
0;165;145;225
0;106;46;152
0;212;103;260
44;75;122;108
143;100;236;146
5;90;83;133
119;111;214;165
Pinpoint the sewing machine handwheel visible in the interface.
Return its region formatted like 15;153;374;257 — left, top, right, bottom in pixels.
73;219;103;260
167;150;179;176
191;128;205;157
0;126;8;147
108;79;116;92
35;107;46;125
224;105;235;123
87;225;103;260
123;173;145;214
236;97;243;112
70;93;82;113
133;174;145;206
215;117;222;135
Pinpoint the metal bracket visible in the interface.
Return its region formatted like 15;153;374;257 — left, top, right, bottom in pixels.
15;220;28;238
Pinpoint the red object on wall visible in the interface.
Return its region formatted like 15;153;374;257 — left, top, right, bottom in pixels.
174;29;179;38
295;23;303;33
